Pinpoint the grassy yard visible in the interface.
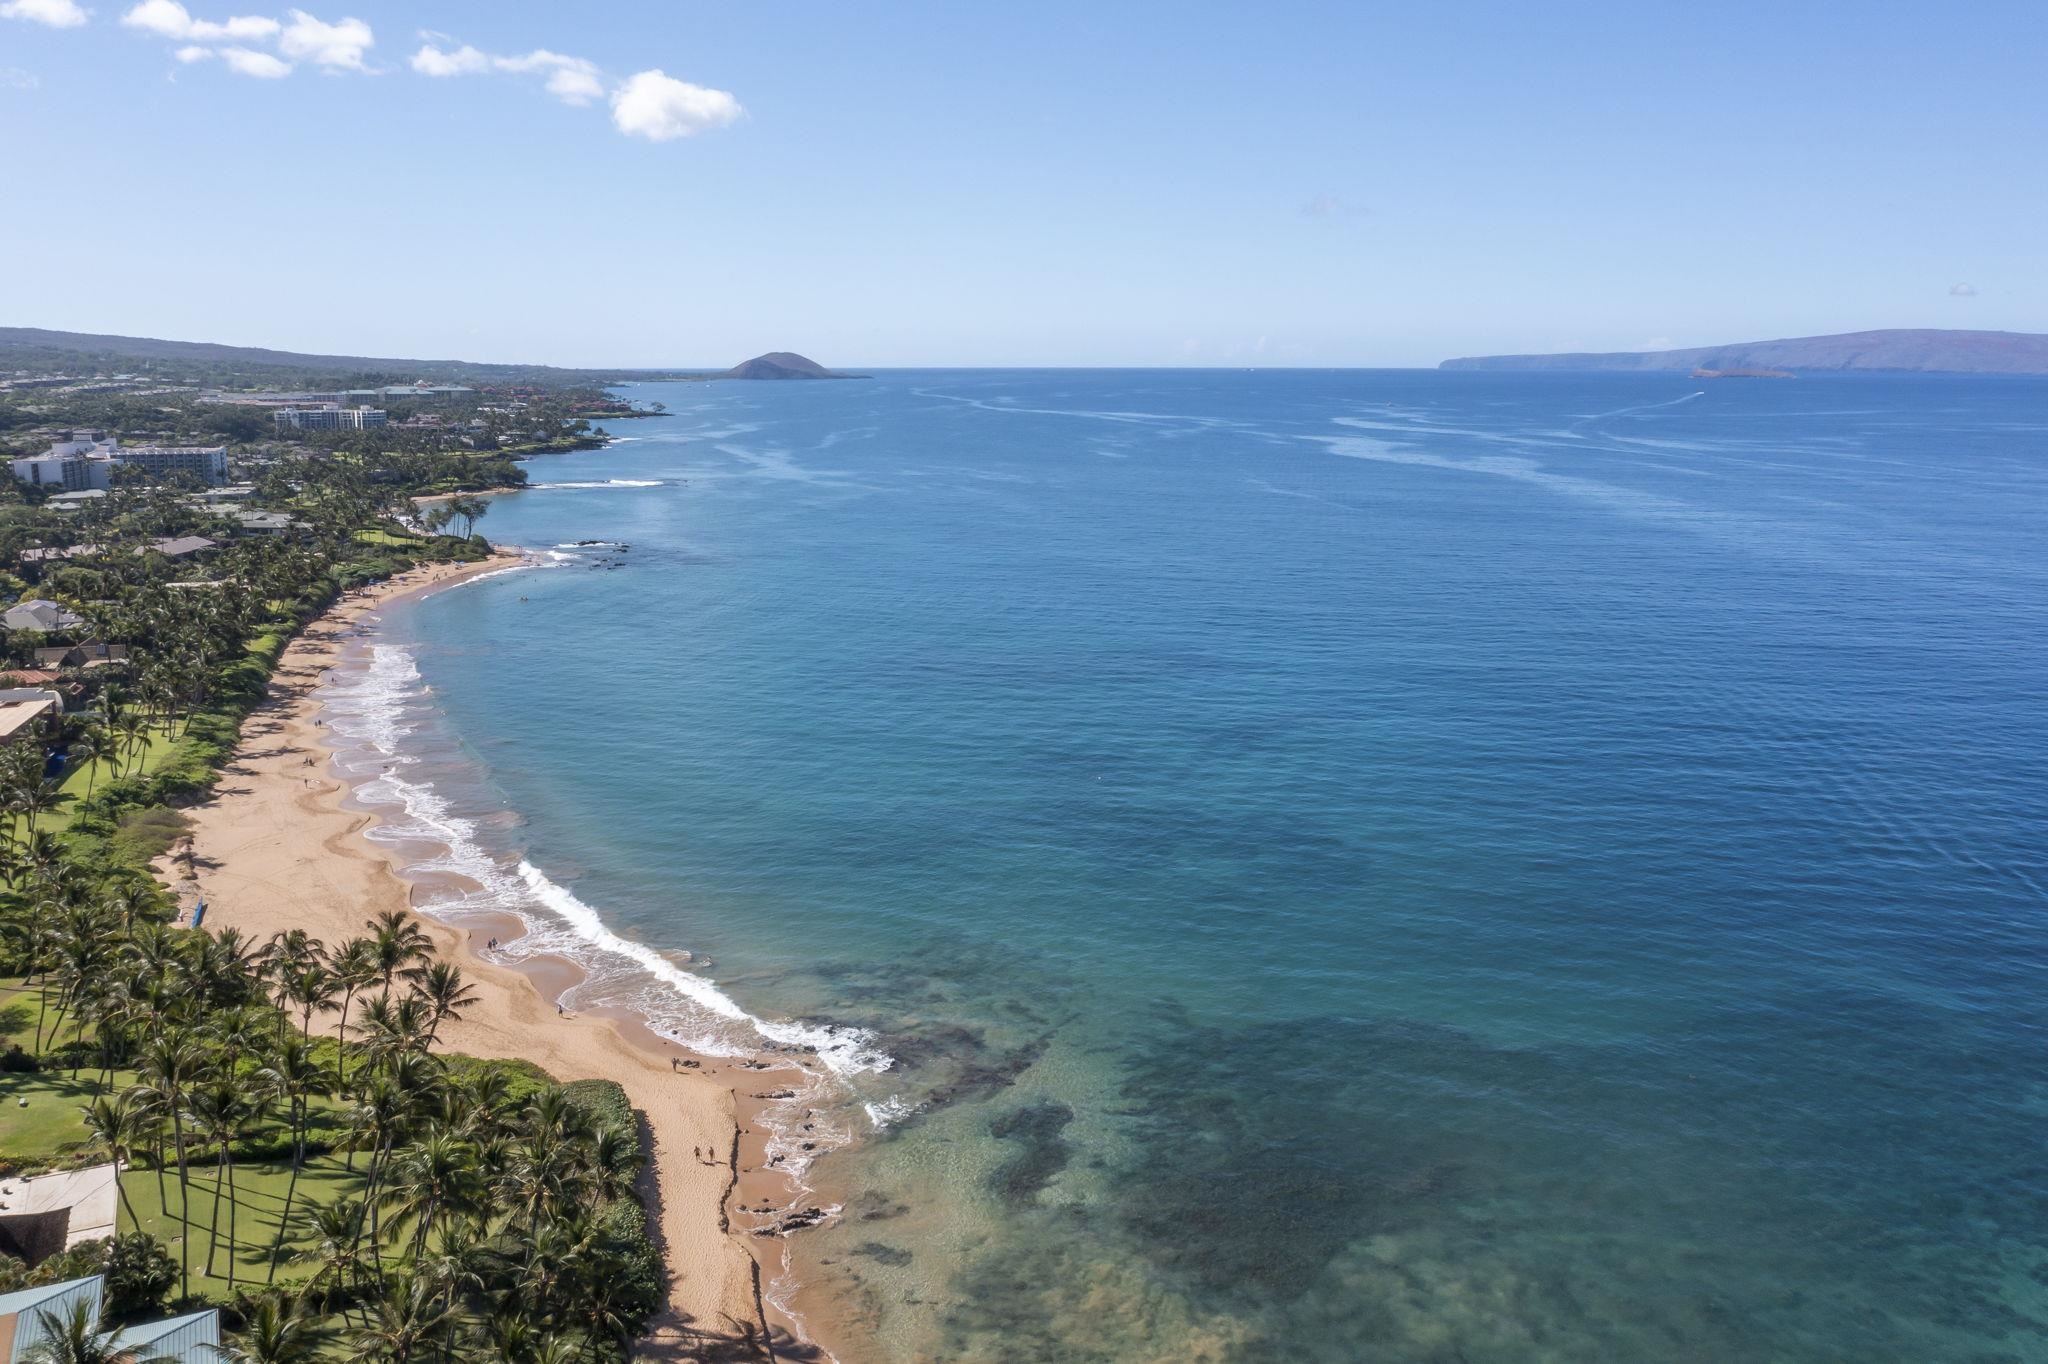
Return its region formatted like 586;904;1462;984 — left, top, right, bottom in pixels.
353;529;423;548
120;1153;369;1294
44;723;181;834
0;1067;117;1166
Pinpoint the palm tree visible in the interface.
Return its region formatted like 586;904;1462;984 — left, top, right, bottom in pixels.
205;1290;333;1363
68;728;101;799
298;1199;369;1324
345;1072;413;1267
78;1092;146;1233
327;938;379;1088
380;1129;484;1259
408;962;476;1049
351;995;433;1071
22;1299;175;1364
350;1273;456;1364
185;1080;240;1283
367;911;432;1001
137;1029;205;1295
254;1033;326;1283
282;964;338;1041
583;1122;642;1206
524;1338;582;1364
18;775;60;835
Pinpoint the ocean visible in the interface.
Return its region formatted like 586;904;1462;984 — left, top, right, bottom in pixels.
330;370;2048;1361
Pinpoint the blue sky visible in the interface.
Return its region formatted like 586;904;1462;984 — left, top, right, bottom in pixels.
2;0;2043;367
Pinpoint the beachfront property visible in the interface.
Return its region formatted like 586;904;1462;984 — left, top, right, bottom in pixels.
113;445;230;484
0;1165;117;1265
21;536;217;564
1;599;84;634
202;384;471;407
0;1276;102;1362
9;429;117;491
225;509;310;536
0;668;85;710
107;1309;224;1359
272;405;389;431
0;1274;220;1362
0;687;62;746
147;535;218;559
8;431;229;490
31;643;127;670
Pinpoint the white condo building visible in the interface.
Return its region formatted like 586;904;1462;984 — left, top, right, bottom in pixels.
10;430;228;489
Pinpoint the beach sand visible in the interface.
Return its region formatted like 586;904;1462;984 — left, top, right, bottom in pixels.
153;554;809;1361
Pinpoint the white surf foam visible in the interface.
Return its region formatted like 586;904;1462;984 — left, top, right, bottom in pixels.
528;479;665;490
324;641;892;1081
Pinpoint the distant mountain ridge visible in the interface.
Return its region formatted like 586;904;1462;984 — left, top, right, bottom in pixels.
1440;329;2048;376
0;325;659;384
721;352;857;380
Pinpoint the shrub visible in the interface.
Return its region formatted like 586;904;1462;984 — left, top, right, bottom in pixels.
108;806;193;869
102;1233;178;1321
563;1078;634;1134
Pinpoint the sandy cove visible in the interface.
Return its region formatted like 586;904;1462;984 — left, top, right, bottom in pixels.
153;554;818;1362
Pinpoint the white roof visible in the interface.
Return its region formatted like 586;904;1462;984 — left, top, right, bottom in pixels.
0;1275;104;1352
0;1162;118;1246
2;599;83;632
0;1273;102;1318
110;1307;221;1357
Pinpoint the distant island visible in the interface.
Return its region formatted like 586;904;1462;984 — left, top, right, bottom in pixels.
0;328;870;386
1440;329;2048;376
721;351;861;380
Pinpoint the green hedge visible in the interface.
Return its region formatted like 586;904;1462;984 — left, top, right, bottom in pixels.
563;1077;634;1133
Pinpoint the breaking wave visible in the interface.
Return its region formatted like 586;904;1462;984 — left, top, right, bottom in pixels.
527;479;666;490
320;642;892;1080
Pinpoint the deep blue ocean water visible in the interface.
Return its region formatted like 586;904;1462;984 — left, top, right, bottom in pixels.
369;371;2048;1360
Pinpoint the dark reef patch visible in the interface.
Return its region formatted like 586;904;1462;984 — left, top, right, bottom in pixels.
986;1101;1075;1206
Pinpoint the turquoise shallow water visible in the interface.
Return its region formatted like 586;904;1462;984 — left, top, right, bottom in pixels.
368;371;2048;1360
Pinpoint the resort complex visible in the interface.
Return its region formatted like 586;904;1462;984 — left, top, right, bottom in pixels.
0;345;702;1361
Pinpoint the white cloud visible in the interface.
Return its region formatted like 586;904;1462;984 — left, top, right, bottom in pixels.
276;8;370;70
1;0;89;27
122;0;277;40
170;38;289;75
122;2;370;77
501;49;603;105
409;41;488;76
219;43;287;75
1948;282;1978;297
0;65;39;87
610;68;741;141
411;42;606;106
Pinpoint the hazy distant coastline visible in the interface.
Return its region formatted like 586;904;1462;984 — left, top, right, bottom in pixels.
1440;328;2048;376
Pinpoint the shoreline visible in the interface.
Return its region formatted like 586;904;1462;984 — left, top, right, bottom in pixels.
152;551;834;1360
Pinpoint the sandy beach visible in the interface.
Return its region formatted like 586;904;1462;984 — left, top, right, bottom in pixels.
153;554;813;1362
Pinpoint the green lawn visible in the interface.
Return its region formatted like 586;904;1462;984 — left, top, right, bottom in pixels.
0;1067;115;1165
120;1152;369;1294
45;723;181;833
353;529;423;548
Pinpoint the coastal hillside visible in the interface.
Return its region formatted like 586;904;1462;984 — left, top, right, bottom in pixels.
0;325;672;385
1439;329;2048;375
722;351;854;380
